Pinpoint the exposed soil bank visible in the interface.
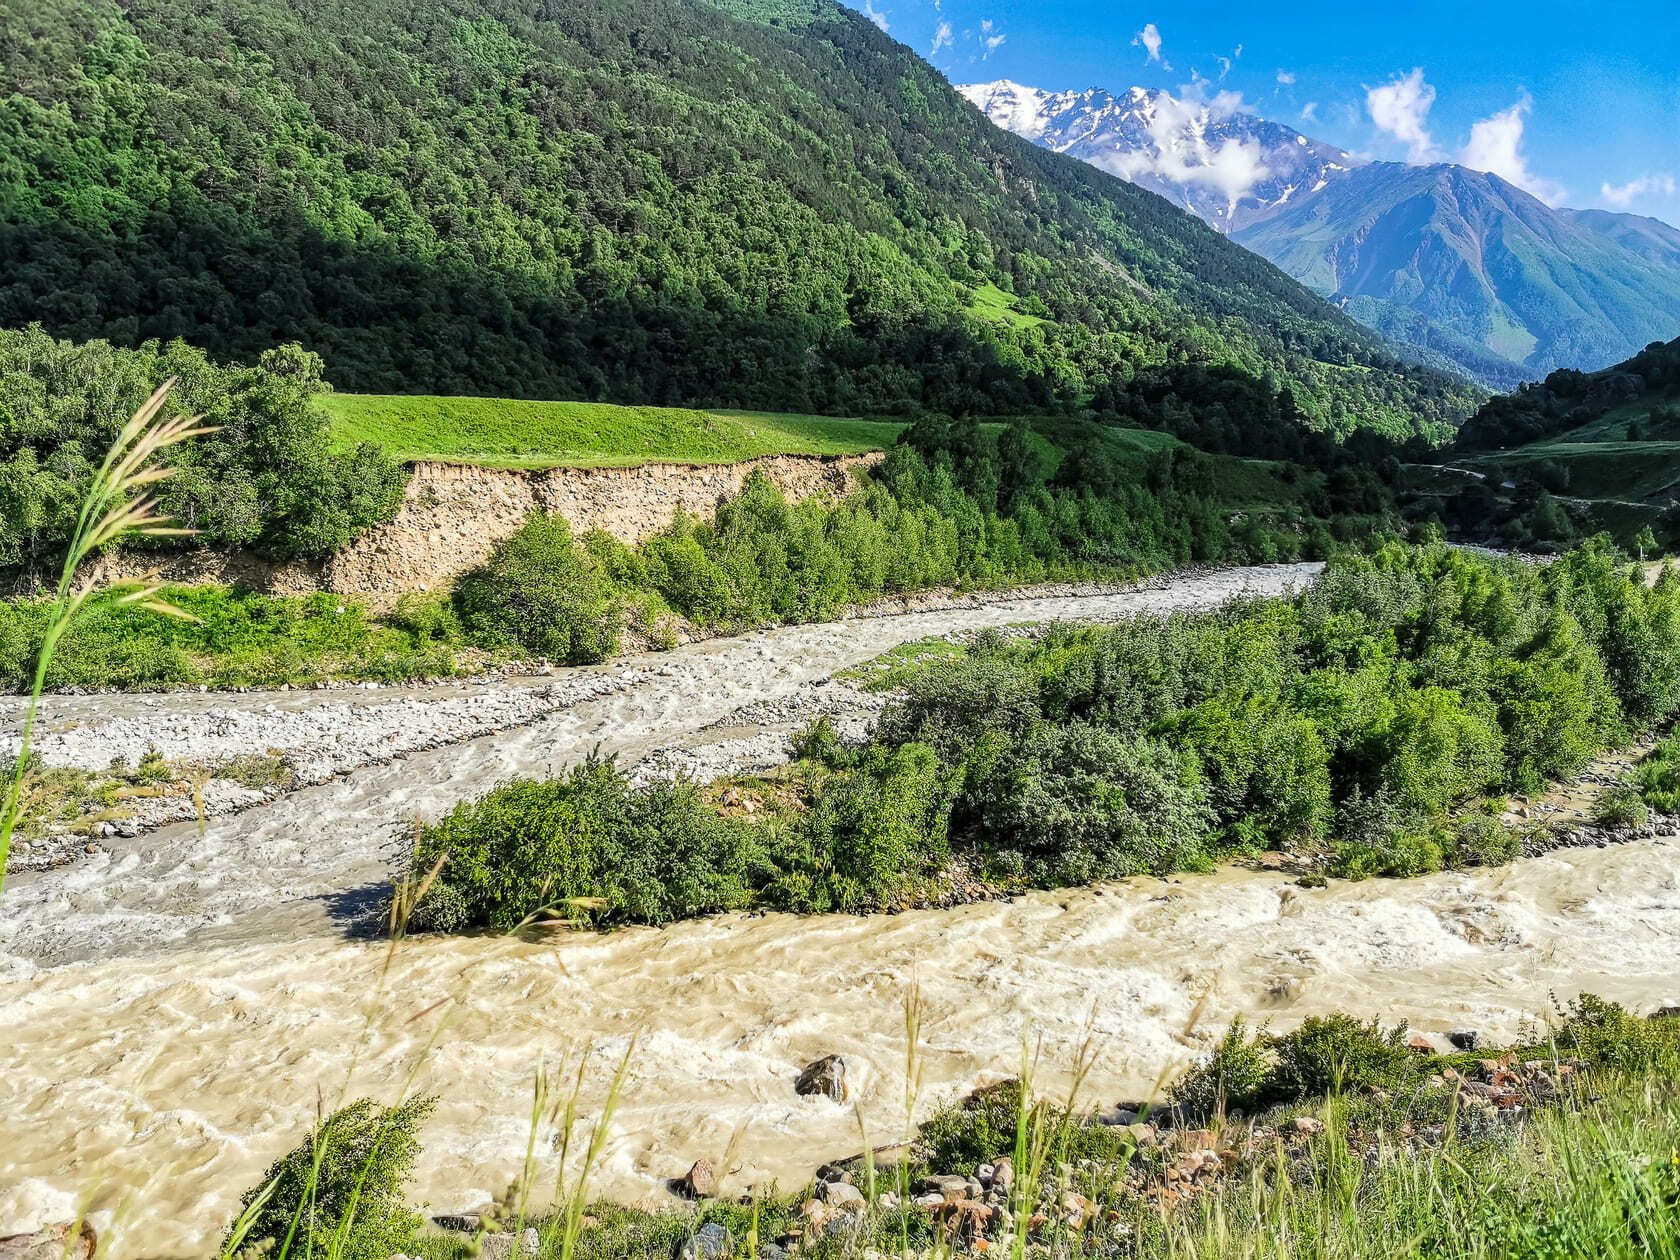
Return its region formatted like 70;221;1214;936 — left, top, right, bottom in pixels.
85;451;882;608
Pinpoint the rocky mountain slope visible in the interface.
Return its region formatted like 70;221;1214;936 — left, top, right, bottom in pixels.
958;80;1358;233
965;80;1680;390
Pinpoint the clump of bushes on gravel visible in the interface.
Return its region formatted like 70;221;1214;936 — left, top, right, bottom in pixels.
866;539;1680;884
407;746;958;931
410;540;1680;936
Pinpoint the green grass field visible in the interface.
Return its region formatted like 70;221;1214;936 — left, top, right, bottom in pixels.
963;280;1045;329
321;393;1304;516
321;394;907;468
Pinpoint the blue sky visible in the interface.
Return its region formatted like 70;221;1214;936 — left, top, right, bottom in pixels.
848;0;1680;225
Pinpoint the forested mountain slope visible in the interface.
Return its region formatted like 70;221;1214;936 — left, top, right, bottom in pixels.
0;0;1474;438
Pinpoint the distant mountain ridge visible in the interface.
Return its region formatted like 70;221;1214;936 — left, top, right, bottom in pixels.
963;80;1680;390
958;80;1358;233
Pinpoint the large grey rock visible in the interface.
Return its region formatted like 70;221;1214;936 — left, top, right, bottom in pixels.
677;1222;734;1260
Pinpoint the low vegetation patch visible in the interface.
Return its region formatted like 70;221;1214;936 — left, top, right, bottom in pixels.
0;586;466;692
405;540;1680;936
321;393;905;468
220;998;1680;1260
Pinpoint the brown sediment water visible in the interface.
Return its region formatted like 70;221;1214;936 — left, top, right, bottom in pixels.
2;564;1678;1255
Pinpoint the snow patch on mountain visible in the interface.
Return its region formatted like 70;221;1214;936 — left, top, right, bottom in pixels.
959;79;1362;233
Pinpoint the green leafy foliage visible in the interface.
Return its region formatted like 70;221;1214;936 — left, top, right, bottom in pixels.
410;757;757;930
872;538;1680;884
0;0;1474;436
455;513;622;665
225;1096;434;1260
0;326;405;569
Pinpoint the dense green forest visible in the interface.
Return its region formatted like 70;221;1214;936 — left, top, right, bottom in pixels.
0;324;403;568
1456;336;1680;451
0;0;1476;437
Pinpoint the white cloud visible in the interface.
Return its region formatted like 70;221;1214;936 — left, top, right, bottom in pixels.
1090;85;1270;207
1367;68;1438;161
1133;22;1164;64
931;19;952;53
1601;173;1677;207
1457;95;1565;203
1276;70;1296;86
986;34;1006;53
1300;101;1318;122
861;0;887;31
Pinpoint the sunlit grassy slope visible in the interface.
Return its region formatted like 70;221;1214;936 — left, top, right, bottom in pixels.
322;392;1303;514
321;394;907;468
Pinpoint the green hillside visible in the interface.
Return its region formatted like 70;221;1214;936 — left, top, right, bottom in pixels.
1233;165;1680;391
1403;336;1680;550
321;395;905;469
1;0;1475;439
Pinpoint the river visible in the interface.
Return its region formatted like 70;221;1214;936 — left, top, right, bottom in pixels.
2;563;1677;1255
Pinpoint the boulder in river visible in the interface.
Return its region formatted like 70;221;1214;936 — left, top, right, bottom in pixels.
679;1157;718;1199
795;1054;847;1102
0;1224;97;1260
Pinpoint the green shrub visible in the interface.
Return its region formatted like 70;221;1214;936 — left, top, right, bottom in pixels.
878;655;1041;763
1593;784;1649;827
1329;788;1441;879
796;743;958;909
1553;993;1680;1071
225;1096;434;1260
1442;810;1522;868
1268;1013;1414;1101
412;756;757;930
455;513;621;664
1638;735;1680;812
1170;1016;1273;1119
974;725;1215;883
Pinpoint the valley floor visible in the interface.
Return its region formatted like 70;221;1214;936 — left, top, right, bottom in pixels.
4;562;1679;1256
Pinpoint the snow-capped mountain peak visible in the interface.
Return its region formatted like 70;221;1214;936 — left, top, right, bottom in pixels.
959;79;1361;232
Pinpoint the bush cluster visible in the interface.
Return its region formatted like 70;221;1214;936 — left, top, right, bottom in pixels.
411;539;1680;936
0;325;405;570
869;539;1680;882
407;747;957;931
447;421;1351;663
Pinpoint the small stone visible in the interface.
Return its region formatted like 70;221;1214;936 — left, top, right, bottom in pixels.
1407;1034;1434;1053
821;1181;866;1211
794;1054;847;1102
1448;1028;1481;1051
1095;1105;1139;1127
913;1173;970;1200
676;1222;733;1260
1292;1116;1326;1137
520;1228;541;1255
680;1158;717;1199
990;1157;1014;1193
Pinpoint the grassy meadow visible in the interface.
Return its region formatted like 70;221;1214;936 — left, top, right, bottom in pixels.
320;393;908;469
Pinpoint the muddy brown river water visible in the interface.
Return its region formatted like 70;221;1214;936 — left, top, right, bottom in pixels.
2;564;1678;1256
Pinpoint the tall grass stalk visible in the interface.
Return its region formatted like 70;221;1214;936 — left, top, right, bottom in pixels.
0;378;213;887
